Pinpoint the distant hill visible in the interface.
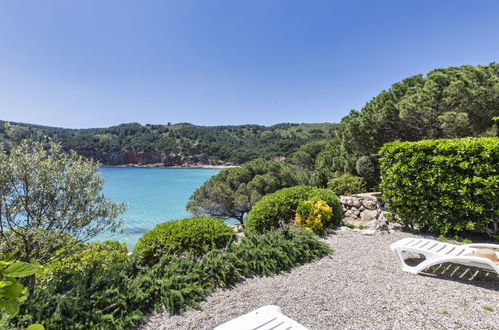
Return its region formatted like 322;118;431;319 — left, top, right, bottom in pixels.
0;121;336;166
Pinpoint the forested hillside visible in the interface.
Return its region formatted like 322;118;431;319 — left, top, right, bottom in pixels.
0;122;336;165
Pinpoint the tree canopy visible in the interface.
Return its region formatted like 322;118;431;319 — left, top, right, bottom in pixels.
186;159;309;223
287;63;499;185
0;130;127;264
336;63;499;169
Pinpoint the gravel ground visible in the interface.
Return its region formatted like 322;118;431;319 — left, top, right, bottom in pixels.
141;229;499;329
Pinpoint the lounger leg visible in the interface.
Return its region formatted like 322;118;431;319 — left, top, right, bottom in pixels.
392;248;433;274
393;248;407;270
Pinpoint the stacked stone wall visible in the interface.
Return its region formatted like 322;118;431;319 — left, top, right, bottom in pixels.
340;192;389;231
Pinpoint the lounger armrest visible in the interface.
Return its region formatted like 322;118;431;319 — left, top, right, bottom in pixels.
463;243;499;250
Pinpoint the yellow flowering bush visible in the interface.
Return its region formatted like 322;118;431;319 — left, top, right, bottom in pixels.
295;198;333;235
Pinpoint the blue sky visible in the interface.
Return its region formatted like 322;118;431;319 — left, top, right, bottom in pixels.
0;0;498;128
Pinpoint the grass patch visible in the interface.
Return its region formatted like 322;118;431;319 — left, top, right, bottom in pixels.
346;223;366;230
483;305;495;312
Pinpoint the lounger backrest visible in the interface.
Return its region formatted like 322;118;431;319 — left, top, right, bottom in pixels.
398;238;473;257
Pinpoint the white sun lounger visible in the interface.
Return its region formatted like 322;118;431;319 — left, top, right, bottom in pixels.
391;237;499;274
214;305;308;330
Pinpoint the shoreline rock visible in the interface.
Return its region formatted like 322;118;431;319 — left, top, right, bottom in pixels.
79;149;240;168
101;163;239;169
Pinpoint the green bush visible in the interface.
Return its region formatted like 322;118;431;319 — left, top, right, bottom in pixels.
355;154;381;190
46;241;130;289
134;217;235;265
380;137;499;236
11;227;331;329
0;229;78;264
327;173;367;196
245;185;342;233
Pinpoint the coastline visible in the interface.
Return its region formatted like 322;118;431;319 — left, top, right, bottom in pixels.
100;163;239;169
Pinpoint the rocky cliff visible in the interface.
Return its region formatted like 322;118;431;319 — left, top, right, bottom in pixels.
77;150;232;167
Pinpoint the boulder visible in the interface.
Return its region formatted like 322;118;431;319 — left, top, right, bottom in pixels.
344;197;353;206
362;199;377;210
352;198;362;208
360;210;378;222
365;220;377;230
345;209;354;218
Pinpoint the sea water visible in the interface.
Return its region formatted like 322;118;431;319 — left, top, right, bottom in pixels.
93;167;220;248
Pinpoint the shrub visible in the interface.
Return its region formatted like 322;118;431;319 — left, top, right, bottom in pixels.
0;229;78;264
46;241;129;289
231;227;332;275
380;137;499;236
11;227;331;329
327;173;366;196
134;217;235;265
355;154;381;190
295;198;333;235
245;185;342;233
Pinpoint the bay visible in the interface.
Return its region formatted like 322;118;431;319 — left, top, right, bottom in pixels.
93;167;220;248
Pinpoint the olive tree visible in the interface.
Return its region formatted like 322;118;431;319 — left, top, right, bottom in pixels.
186;159;309;224
0;132;127;264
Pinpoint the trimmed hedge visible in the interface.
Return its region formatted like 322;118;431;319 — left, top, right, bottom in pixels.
245;185;342;233
12;227;332;329
380;137;498;236
134;217;235;265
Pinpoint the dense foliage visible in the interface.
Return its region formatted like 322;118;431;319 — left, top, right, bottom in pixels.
380;137;499;236
327;173;367;196
295;198;333;234
288;63;499;187
0;122;336;165
245;185;342;233
0;259;39;318
0;131;126;264
11;227;331;329
336;63;499;171
46;241;130;289
355;155;381;190
287;140;329;171
134;217;235;265
187;159;309;223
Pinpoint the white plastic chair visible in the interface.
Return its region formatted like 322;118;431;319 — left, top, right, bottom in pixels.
214;305;308;330
391;237;499;274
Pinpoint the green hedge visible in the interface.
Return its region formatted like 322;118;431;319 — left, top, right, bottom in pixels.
380;137;498;236
12;227;331;329
245;185;342;233
134;217;235;265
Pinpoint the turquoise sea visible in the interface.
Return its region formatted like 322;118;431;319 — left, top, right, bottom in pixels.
93;167;220;248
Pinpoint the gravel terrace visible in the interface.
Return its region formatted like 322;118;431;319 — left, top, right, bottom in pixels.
141;229;499;329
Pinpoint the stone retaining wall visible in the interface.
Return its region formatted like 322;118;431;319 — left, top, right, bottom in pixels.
340;192;389;231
